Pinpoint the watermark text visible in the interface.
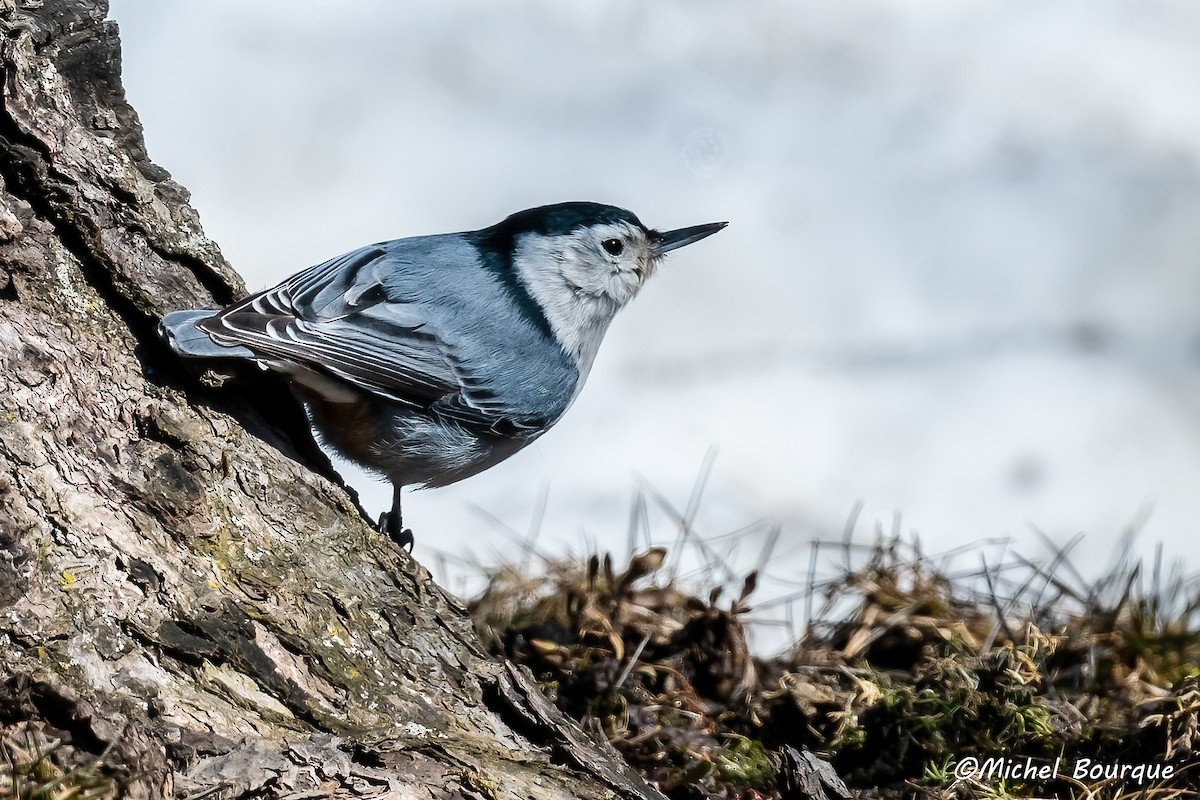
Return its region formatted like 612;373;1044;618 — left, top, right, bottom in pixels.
952;756;1175;786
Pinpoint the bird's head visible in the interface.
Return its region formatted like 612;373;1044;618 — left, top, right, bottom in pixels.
476;202;726;367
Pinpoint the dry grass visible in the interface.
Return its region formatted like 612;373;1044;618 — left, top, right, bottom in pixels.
468;526;1200;799
0;726;114;800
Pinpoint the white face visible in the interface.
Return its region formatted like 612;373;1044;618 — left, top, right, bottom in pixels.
556;221;658;307
512;221;661;370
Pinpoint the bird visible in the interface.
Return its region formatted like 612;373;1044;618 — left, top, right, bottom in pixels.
161;202;726;549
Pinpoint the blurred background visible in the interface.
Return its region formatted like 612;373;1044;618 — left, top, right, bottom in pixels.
109;0;1200;650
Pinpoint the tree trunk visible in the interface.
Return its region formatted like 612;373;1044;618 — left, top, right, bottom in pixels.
0;2;666;798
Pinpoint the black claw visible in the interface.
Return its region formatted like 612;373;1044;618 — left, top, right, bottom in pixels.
393;527;414;551
377;511;414;551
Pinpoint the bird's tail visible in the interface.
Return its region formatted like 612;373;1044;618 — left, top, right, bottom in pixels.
160;309;255;359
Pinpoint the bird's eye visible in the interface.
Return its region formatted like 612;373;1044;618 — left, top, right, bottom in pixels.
601;238;624;256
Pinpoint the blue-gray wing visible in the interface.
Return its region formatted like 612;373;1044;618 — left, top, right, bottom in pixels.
198;237;563;433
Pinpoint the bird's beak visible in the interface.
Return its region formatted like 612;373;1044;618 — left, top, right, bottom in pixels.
651;221;728;257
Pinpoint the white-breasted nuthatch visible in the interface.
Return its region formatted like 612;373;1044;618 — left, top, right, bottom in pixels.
161;202;726;548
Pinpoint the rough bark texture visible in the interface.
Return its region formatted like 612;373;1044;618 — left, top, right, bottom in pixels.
0;2;668;798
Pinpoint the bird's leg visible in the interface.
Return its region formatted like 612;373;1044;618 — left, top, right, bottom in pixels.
377;484;414;551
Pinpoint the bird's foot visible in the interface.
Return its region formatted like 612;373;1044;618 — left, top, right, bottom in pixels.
377;511;414;551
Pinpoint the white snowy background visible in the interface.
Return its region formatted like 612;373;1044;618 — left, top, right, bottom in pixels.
108;0;1200;650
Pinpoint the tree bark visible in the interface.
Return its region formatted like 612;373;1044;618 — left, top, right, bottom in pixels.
0;2;667;798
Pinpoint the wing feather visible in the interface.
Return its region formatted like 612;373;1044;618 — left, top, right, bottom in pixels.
199;243;538;430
